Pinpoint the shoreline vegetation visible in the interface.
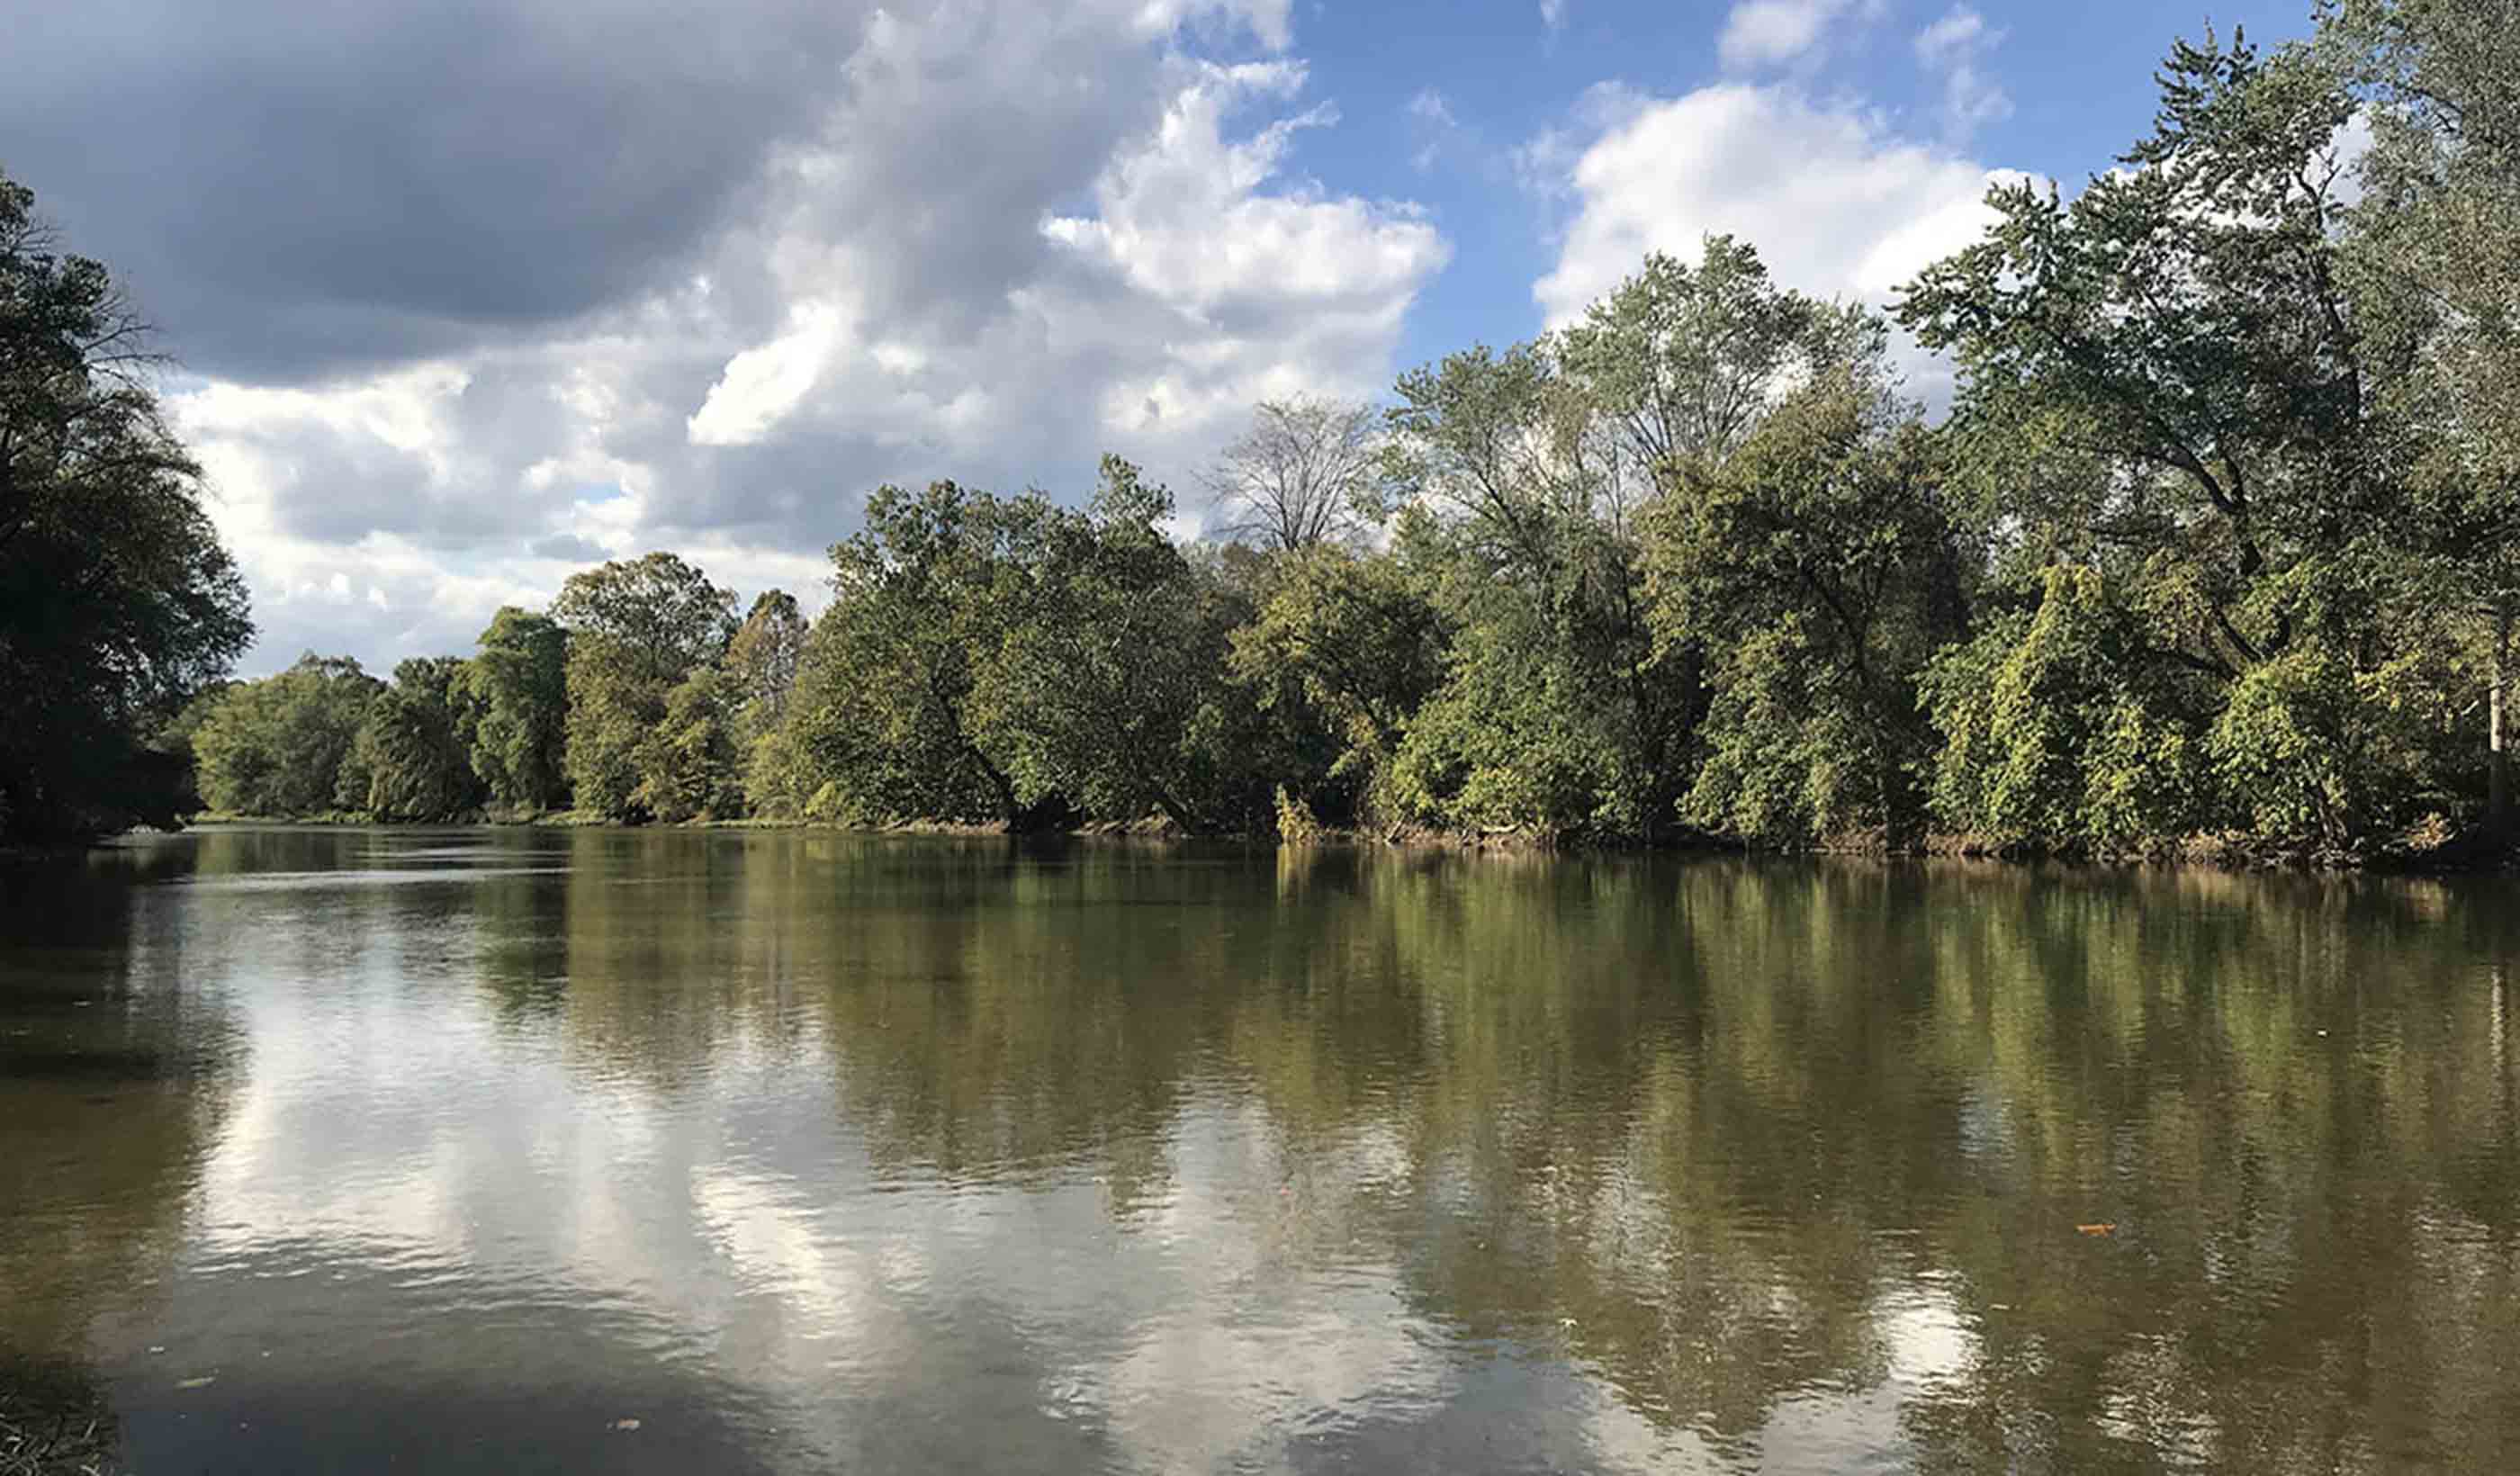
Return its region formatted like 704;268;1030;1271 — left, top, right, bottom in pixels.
11;7;2520;879
143;811;2515;877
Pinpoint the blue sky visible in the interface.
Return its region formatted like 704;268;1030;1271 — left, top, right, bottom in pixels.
1300;0;2315;368
4;0;2323;671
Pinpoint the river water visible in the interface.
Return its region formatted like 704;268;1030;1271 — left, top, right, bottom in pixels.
2;826;2515;1472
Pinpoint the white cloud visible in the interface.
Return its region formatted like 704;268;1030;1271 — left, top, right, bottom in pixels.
1541;0;1568;32
1531;81;2033;402
1716;0;1879;71
687;301;856;447
164;0;1444;673
1913;5;2012;140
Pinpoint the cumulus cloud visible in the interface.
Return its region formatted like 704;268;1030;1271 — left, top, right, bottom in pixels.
1530;81;2032;401
13;0;1446;670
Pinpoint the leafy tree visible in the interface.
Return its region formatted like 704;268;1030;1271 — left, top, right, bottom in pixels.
550;552;736;820
345;657;482;821
727;589;808;740
1557;235;1858;479
635;666;744;823
0;169;252;840
192;655;382;816
453;607;569;812
2329;0;2520;834
1922;569;2218;850
975;457;1236;833
783;481;1051;828
1645;367;1968;844
1229;544;1450;828
1380;342;1684;837
1898;31;2377;681
1893;29;2462;852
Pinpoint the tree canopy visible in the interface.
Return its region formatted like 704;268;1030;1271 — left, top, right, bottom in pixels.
0;171;251;842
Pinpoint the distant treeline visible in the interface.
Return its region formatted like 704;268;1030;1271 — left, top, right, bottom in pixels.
13;9;2520;859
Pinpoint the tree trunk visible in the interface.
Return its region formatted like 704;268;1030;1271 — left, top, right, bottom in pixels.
1148;781;1203;837
2494;593;2513;844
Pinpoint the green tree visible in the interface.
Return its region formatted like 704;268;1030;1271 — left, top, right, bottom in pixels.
550;553;736;820
1645;368;1969;844
783;481;1051;828
454;607;569;812
973;457;1238;834
191;654;382;816
1381;342;1686;838
1229;544;1450;829
0;170;252;840
2329;0;2520;836
1922;568;2218;850
1898;30;2376;680
344;656;482;821
635;665;744;822
1895;30;2449;852
727;589;808;741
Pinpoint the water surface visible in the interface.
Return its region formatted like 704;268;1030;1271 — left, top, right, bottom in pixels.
3;827;2516;1472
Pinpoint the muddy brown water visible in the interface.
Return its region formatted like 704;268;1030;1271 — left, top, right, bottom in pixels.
3;826;2516;1472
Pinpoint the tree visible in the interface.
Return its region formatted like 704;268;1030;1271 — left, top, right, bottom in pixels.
1556;235;1858;480
452;607;570;812
1644;367;1969;844
1381;337;1695;839
1898;32;2376;683
974;457;1230;833
0;169;252;840
191;655;382;817
1201;395;1383;553
1229;545;1450;828
727;589;808;740
2328;0;2520;837
781;481;1055;828
635;666;744;823
550;553;736;820
1893;30;2457;852
345;657;482;821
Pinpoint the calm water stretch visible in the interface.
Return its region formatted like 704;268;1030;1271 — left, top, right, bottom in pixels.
3;828;2516;1473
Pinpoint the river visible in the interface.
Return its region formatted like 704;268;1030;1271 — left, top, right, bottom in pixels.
2;826;2515;1472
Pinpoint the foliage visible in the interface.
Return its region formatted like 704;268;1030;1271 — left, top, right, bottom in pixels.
1646;365;1966;843
192;655;382;817
145;14;2520;859
454;608;569;812
552;553;736;820
343;657;482;822
726;590;807;743
0;170;252;841
1922;569;2218;850
634;666;744;823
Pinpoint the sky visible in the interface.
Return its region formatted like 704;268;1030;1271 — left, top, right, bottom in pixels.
4;0;2317;674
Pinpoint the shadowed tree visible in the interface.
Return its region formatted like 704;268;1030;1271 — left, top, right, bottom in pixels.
0;169;251;840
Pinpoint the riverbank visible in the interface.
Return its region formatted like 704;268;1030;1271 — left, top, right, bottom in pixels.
0;1382;116;1476
153;810;2520;875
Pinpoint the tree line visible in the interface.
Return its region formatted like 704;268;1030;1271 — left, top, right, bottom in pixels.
10;4;2517;859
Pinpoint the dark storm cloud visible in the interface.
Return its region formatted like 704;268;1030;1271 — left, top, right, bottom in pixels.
2;0;869;382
